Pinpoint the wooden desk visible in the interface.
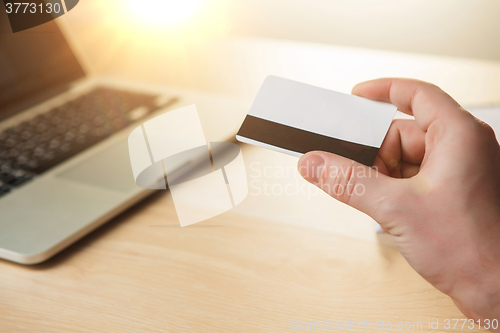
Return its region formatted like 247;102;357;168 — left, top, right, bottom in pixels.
0;182;464;332
0;143;490;332
2;37;500;332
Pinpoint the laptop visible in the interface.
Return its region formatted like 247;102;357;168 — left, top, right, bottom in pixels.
0;12;246;264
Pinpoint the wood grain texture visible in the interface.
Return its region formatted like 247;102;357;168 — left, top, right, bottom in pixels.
0;185;486;332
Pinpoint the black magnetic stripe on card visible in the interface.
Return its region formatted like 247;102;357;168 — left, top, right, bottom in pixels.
237;115;379;166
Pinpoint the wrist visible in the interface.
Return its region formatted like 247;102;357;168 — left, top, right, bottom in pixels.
449;267;500;331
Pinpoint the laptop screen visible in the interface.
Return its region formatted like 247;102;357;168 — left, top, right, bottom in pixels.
0;9;85;122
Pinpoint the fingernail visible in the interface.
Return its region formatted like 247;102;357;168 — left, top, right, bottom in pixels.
298;153;325;184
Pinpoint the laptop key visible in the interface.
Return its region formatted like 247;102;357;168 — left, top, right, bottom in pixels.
0;188;11;197
0;168;35;195
1;173;16;184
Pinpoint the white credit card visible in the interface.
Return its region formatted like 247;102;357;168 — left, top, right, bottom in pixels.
236;76;397;166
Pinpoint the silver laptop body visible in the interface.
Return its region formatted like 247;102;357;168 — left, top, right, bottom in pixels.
0;13;245;264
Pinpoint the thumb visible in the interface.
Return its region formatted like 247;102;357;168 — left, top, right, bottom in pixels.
298;151;398;221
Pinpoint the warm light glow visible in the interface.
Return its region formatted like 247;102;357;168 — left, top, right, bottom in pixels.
127;0;201;26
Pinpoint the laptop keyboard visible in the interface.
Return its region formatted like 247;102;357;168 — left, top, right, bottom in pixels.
0;87;170;197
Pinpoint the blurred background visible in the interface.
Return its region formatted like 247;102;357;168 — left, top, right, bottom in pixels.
64;0;500;104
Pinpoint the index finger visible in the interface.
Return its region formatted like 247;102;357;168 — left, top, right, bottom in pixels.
352;78;466;131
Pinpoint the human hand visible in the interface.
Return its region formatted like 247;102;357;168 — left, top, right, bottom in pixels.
297;78;500;330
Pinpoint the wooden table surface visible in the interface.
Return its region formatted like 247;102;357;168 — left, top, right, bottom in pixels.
0;142;490;332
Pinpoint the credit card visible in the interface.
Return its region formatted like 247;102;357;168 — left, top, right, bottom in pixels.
236;76;397;166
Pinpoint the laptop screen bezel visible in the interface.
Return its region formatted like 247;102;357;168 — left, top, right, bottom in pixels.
0;13;88;123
